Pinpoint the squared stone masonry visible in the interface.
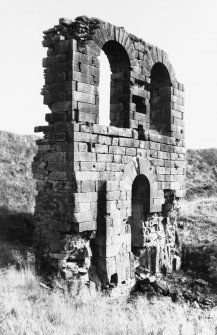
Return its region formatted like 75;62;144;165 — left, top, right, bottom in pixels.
33;16;185;288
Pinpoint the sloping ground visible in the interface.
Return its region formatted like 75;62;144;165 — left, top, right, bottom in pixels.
0;131;38;214
180;198;217;284
0;131;38;251
186;148;217;199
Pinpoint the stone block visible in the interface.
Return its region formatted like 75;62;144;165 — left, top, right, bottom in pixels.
114;155;122;163
80;63;99;77
78;102;98;114
72;91;95;104
106;163;124;172
75;171;99;181
126;148;136;156
112;137;119;146
97;153;113;162
98;135;112;145
95;162;106;171
106;191;121;201
77;82;98;95
74;202;91;213
78;111;97;123
81;181;96;192
73;212;95;223
72;71;94;85
119;138;134;147
74;132;98;143
80;162;94;171
73;192;98;203
78;142;88;152
172;102;184;112
109;146;126;155
108;126;132;138
74;152;96;162
93;124;108;135
171;109;183;119
106;180;120;191
74;221;97;232
94;144;108;154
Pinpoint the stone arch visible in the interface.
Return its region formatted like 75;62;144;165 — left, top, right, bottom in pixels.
150;62;172;136
86;25;135;128
147;47;177;85
100;41;131;128
90;24;135;58
121;157;164;213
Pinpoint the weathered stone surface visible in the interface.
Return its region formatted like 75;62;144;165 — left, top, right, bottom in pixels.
34;15;185;290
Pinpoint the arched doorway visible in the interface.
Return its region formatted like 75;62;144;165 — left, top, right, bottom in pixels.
150;62;172;135
131;174;150;248
99;41;131;128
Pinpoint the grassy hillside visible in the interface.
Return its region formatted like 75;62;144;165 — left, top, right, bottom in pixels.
186;148;217;199
0;131;38;213
180;198;217;283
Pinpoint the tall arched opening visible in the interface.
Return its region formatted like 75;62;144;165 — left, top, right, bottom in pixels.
131;174;150;248
99;41;131;128
150;62;172;135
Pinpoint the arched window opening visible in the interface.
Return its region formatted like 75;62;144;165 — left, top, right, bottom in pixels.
99;41;131;128
99;51;111;126
150;62;172;135
131;175;150;248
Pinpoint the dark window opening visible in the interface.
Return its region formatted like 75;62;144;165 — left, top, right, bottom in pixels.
132;95;147;114
150;62;172;135
99;41;131;128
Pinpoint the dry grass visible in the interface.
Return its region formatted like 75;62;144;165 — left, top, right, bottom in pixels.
0;260;217;335
180;197;217;282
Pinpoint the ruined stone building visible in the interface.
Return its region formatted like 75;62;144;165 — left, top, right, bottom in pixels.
33;16;186;288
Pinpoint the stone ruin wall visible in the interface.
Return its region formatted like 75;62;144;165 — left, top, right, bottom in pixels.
33;16;186;289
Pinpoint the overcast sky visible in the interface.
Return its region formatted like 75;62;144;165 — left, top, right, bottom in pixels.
1;0;217;149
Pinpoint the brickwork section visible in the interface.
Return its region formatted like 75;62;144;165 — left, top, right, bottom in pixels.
33;16;186;289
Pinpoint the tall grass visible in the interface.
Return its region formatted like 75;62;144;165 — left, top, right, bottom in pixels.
0;264;217;335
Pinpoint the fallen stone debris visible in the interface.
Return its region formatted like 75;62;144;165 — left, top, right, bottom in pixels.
134;267;216;308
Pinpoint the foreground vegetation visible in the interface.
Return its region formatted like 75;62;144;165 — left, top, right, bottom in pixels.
0;261;217;335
